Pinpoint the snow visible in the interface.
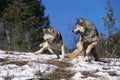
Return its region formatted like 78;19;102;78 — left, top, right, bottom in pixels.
71;72;84;80
0;50;120;80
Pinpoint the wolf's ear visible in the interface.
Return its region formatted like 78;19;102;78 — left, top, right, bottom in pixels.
79;18;84;23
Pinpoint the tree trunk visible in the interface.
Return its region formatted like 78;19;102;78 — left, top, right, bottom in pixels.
4;26;11;50
25;31;31;51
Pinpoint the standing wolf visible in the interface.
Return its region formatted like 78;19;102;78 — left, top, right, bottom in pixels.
35;27;65;59
64;18;99;61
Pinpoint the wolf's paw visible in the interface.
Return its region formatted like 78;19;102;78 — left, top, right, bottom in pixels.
84;56;95;63
34;51;39;54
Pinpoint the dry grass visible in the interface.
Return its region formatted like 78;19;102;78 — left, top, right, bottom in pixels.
2;61;28;66
0;58;8;62
26;78;49;80
45;59;72;68
35;59;74;80
4;76;13;80
35;70;43;77
43;68;74;80
102;67;111;70
81;71;98;78
107;71;118;76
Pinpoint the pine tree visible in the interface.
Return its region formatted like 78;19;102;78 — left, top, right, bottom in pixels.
0;0;12;14
0;0;49;51
101;0;115;37
101;0;117;57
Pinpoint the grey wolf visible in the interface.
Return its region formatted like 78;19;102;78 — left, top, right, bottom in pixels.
35;27;65;59
64;18;99;61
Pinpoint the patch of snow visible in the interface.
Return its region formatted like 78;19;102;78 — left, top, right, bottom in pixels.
0;49;120;80
84;77;97;80
69;57;102;72
0;77;4;80
116;71;120;76
71;72;84;80
0;50;6;54
95;72;120;80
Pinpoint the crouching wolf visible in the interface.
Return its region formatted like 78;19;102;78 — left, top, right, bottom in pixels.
35;27;65;59
64;18;99;61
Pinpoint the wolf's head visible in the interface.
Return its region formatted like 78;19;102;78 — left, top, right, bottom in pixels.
72;18;86;34
43;27;59;43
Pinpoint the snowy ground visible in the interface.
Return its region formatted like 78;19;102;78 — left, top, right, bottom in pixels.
0;50;120;80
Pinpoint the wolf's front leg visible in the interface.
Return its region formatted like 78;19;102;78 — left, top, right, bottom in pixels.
86;41;97;56
48;48;54;54
35;47;45;54
61;44;65;59
35;41;49;54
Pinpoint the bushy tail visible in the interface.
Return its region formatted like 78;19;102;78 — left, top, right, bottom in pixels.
64;52;79;58
62;49;84;59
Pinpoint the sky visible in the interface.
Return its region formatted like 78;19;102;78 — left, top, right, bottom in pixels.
42;0;120;49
